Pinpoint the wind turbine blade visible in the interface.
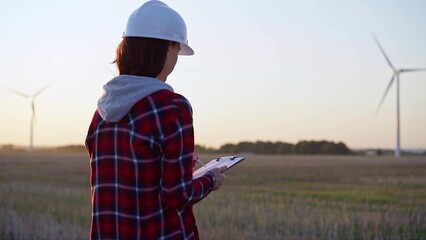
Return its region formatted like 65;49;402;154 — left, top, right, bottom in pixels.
33;81;54;97
400;68;426;73
102;63;117;77
372;34;396;71
376;74;395;114
2;85;30;98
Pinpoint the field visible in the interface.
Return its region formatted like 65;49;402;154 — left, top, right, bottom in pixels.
0;153;425;240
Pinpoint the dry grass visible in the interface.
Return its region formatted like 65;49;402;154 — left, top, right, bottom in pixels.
0;153;90;239
0;153;425;239
195;155;426;240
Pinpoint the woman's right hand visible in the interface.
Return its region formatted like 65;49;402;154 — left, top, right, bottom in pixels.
208;166;227;191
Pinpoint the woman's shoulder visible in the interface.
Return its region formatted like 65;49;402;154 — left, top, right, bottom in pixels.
131;89;192;114
152;90;191;108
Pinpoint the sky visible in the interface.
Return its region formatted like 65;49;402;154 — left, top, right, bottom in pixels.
0;0;425;150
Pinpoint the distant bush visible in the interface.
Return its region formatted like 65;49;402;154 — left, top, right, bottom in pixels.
215;140;352;155
293;140;351;155
195;144;217;154
0;145;86;153
1;144;15;151
54;145;86;153
0;144;26;153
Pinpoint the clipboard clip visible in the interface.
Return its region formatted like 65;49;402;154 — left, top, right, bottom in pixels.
216;156;237;161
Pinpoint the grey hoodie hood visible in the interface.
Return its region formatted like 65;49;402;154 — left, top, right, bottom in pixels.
97;75;174;122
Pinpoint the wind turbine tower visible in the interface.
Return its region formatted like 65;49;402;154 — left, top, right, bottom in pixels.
373;35;426;158
3;83;53;152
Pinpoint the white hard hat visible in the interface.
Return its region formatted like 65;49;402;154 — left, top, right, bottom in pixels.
123;0;194;55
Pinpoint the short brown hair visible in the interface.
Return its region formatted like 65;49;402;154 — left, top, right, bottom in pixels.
113;37;170;77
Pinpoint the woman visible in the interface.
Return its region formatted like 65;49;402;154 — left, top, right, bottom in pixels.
85;1;226;239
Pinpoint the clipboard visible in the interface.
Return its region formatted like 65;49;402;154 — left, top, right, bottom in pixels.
193;156;245;179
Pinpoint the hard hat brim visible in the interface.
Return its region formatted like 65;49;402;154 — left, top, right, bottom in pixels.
179;43;194;56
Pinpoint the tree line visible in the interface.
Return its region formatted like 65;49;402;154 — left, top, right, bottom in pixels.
196;140;352;155
1;140;351;155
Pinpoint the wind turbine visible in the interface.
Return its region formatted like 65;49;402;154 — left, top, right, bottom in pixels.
373;35;426;158
2;82;53;152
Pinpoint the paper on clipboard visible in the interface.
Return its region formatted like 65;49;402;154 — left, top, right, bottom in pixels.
193;156;245;179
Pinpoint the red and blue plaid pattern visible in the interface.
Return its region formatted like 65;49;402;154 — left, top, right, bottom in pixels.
86;90;215;240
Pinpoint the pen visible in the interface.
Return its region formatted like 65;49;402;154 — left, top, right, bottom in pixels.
195;159;207;168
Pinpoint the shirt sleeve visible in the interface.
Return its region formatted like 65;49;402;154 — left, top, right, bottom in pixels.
159;98;214;209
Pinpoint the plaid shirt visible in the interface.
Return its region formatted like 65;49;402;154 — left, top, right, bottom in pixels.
86;89;215;240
